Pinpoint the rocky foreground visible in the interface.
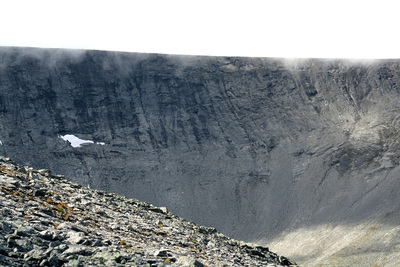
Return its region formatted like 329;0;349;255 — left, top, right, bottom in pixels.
0;157;295;267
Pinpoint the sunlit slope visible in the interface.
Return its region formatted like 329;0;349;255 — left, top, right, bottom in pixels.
268;213;400;266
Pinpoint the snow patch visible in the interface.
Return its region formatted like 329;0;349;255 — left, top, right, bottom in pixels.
59;134;105;148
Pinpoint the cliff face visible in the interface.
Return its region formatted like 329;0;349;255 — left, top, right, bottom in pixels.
1;47;400;265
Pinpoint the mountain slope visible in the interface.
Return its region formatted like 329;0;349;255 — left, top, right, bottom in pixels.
1;47;400;265
0;156;295;266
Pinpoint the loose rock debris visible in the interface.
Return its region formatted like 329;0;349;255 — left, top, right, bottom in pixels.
0;157;296;266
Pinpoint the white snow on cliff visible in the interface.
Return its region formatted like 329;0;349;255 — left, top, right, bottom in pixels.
59;134;105;148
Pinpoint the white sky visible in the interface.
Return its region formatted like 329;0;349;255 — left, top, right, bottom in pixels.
1;0;400;59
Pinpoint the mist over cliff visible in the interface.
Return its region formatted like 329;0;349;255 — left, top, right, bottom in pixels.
1;47;400;265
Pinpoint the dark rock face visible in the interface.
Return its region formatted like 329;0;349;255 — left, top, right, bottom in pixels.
1;47;400;264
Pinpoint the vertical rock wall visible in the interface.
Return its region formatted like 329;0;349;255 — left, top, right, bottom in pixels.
1;47;400;264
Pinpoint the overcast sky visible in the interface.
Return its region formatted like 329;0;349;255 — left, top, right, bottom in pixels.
1;0;399;59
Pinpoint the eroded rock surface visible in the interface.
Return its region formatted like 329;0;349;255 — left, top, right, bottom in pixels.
1;47;400;265
0;157;295;266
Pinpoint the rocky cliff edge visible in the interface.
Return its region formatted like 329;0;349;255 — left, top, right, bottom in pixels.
0;157;295;266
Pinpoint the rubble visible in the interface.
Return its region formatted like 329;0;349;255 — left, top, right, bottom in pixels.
0;157;295;266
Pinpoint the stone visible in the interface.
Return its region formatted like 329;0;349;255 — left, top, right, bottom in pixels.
0;142;293;266
62;259;82;267
54;244;69;253
0;222;13;234
57;222;85;233
39;230;54;241
61;245;89;257
15;226;34;237
66;231;85;244
37;169;51;176
46;255;60;267
0;177;19;188
15;239;33;252
24;249;46;261
154;249;171;258
149;206;168;214
34;188;48;197
91;239;103;247
176;256;205;267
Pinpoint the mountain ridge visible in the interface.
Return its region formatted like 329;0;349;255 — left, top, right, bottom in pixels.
1;47;400;265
